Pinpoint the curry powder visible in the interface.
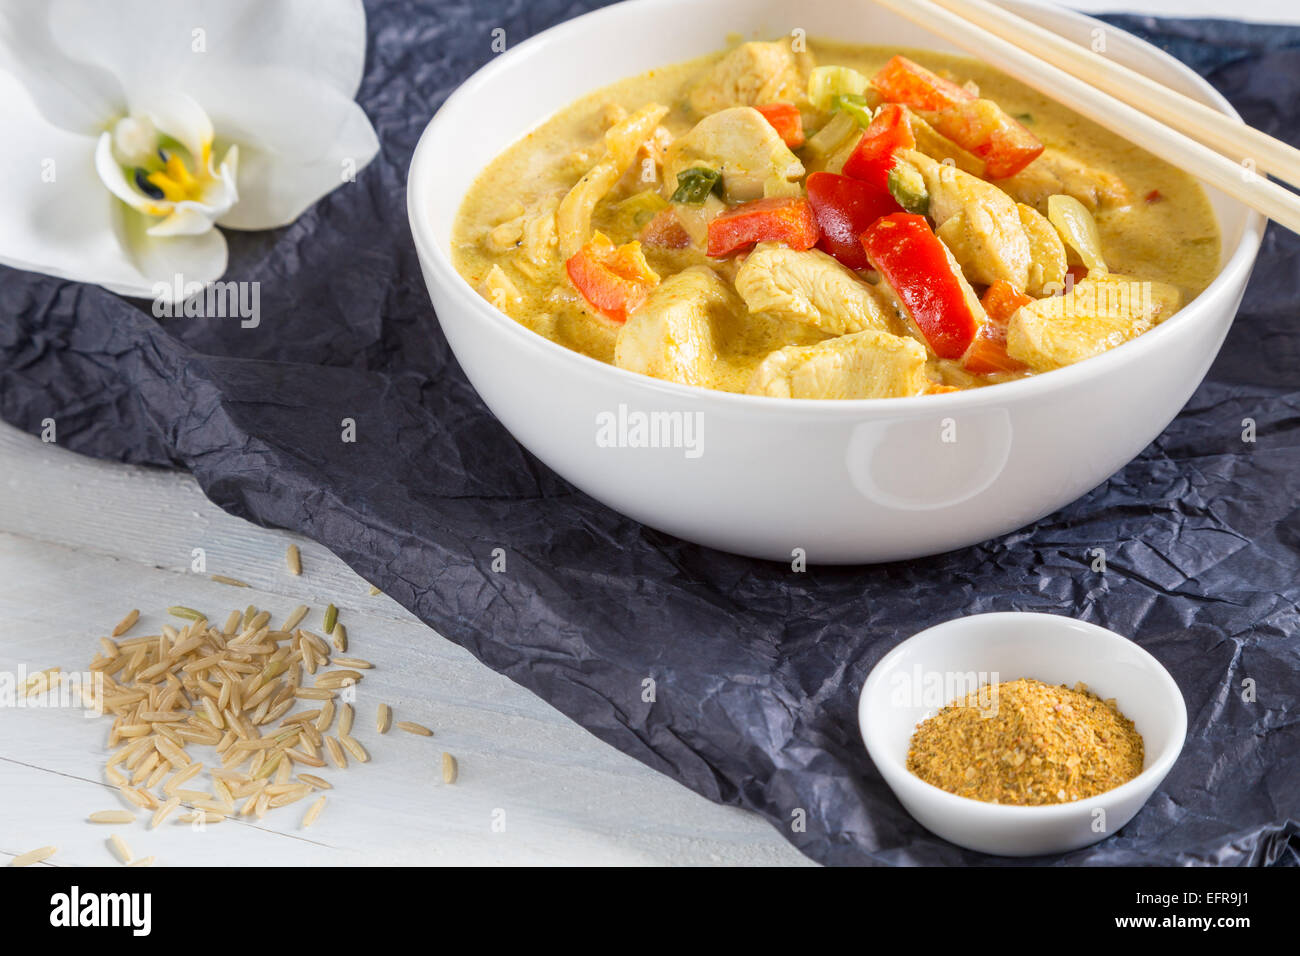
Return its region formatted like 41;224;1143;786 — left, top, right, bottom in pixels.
906;678;1145;805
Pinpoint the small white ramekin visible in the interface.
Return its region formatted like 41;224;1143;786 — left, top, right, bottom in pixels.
858;612;1187;857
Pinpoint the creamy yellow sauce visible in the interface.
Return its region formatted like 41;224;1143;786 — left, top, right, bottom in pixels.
452;42;1220;395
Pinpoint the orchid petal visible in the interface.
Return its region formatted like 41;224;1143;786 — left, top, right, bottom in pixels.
206;71;378;230
116;209;229;300
139;91;214;166
95;133;171;217
146;206;219;238
0;3;125;134
49;0;369;107
111;115;160;167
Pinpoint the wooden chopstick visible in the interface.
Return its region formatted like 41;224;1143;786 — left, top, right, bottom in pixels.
924;0;1300;188
872;0;1300;236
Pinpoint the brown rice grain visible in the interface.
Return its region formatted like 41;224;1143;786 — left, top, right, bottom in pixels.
340;735;369;763
127;856;156;867
332;623;347;653
119;786;152;809
260;699;294;725
282;604;309;632
286;748;325;768
338;703;354;737
163;761;204;794
376;703;391;734
298;774;332;790
396;721;433;737
212;575;251;588
10;846;57;867
285;544;302;576
112;609;140;637
151;797;181;828
442;752;458;784
130;751;160;784
325;736;347;769
108;834;133;864
316;699;336;733
316;670;362;688
269;786;310;809
89;810;136;824
322;604;338;637
154;736;191;768
145;762;170;790
302;795;327;828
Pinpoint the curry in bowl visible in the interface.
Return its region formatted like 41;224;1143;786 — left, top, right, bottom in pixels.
452;39;1219;399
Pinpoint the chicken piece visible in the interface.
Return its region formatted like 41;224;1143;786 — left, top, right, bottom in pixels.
479;265;523;316
1016;203;1067;297
688;41;806;115
997;147;1132;213
614;266;738;386
735;243;896;336
485;194;560;267
1006;272;1182;371
558;103;670;258
664;107;805;203
746;329;930;399
906;110;986;177
902;149;1031;290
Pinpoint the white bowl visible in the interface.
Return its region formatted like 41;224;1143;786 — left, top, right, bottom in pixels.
858;612;1187;856
408;0;1264;564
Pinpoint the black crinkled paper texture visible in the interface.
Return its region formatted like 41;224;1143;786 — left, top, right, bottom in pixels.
1;3;1297;866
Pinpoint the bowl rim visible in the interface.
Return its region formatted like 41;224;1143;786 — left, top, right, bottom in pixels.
857;610;1188;820
407;0;1266;416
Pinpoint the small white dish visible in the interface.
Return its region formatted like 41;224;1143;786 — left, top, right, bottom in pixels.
858;612;1187;857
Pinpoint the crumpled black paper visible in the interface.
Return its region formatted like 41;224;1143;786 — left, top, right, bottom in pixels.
1;3;1297;866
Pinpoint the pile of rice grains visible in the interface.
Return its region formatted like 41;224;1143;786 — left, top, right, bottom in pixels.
907;677;1144;806
9;545;459;867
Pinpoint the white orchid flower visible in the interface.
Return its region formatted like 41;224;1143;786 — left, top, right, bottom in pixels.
0;0;379;300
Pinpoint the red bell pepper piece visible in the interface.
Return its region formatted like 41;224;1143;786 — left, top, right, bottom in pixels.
870;56;1042;179
706;197;820;258
927;100;1043;179
841;103;916;192
805;171;900;270
755;103;805;149
565;233;660;323
870;56;975;112
861;213;982;360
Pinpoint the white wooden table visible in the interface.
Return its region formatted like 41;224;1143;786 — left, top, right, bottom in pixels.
2;0;1295;868
0;423;812;866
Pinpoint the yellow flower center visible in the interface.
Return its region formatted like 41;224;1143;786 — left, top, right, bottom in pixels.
145;146;212;203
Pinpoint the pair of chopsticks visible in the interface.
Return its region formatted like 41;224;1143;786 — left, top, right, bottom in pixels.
873;0;1300;236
